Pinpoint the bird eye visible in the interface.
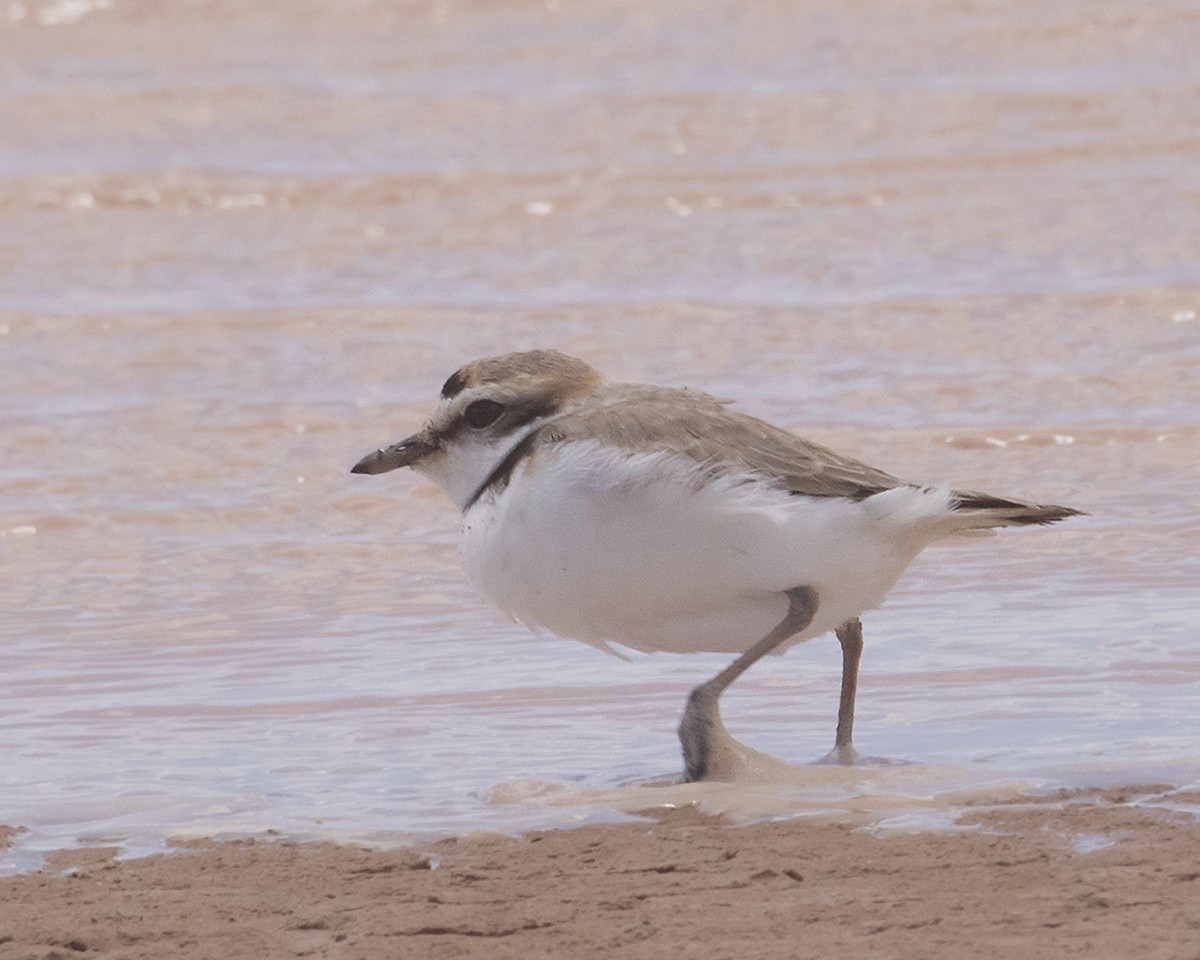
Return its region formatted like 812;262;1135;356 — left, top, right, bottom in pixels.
463;399;505;429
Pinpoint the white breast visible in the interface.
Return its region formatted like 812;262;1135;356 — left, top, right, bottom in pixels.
458;441;959;655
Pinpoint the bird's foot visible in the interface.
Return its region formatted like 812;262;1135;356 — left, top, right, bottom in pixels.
813;744;913;767
678;683;720;782
814;742;861;766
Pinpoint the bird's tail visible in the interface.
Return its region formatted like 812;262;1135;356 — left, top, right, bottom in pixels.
949;489;1085;528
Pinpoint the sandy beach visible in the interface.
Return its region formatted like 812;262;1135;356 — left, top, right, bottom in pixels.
4;786;1200;959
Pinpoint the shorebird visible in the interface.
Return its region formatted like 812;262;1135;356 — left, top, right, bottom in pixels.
352;350;1081;781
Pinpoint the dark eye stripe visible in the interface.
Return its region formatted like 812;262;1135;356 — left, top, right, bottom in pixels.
463;399;505;429
502;394;563;431
437;391;563;446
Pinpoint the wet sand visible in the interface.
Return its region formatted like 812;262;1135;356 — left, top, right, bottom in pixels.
4;787;1200;959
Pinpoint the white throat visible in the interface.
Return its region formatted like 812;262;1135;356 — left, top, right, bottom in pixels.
415;423;544;511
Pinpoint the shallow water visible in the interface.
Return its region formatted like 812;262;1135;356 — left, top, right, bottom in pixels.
1;0;1198;869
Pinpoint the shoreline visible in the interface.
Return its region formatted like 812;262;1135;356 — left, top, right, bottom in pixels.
3;785;1200;959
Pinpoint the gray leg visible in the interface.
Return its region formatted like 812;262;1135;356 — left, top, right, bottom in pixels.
679;586;818;782
832;618;863;765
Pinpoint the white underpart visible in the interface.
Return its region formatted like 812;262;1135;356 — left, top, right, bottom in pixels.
457;440;969;655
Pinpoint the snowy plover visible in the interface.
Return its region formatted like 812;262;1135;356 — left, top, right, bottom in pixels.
352;350;1081;781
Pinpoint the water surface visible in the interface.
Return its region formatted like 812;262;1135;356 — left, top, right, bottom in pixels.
1;0;1198;869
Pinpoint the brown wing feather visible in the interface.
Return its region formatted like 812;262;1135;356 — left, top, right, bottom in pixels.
538;383;906;500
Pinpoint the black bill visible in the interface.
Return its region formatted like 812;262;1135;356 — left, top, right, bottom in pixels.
350;434;437;475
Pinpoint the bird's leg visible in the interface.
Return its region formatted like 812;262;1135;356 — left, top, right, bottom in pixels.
831;618;864;765
679;586;818;782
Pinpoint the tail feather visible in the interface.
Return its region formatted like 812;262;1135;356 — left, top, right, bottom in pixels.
950;489;1085;528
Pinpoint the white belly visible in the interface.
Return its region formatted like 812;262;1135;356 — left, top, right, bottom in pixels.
459;442;952;654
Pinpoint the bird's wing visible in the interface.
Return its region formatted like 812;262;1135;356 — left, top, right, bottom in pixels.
538;383;907;501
